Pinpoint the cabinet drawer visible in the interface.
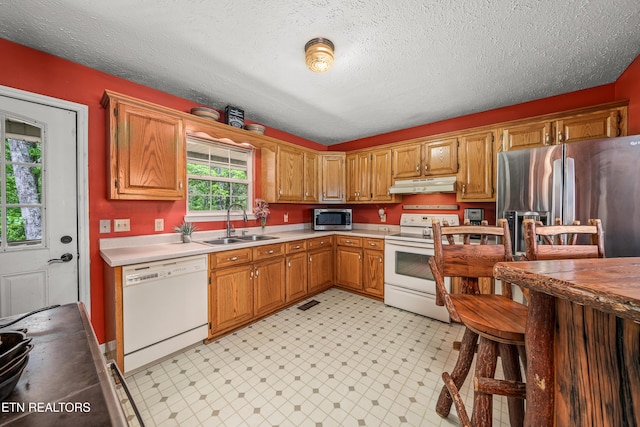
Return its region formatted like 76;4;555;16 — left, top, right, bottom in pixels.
210;248;252;269
253;243;285;260
364;238;384;250
285;240;307;254
307;236;333;250
336;236;362;247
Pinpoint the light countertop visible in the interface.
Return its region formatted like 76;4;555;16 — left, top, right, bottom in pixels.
100;224;397;267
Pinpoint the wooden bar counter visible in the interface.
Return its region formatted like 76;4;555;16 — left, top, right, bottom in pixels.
494;257;640;426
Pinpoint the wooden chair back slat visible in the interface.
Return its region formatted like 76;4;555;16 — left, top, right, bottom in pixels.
524;218;605;261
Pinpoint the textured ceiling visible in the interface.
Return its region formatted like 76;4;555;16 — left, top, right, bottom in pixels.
1;0;639;145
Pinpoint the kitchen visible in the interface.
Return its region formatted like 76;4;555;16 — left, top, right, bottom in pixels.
1;1;640;425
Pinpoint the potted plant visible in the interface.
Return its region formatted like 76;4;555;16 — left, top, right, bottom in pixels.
174;221;197;243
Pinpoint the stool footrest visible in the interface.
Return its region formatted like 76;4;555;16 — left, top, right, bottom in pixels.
474;376;527;399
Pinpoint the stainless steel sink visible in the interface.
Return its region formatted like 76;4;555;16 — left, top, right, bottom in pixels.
238;235;279;241
202;238;244;245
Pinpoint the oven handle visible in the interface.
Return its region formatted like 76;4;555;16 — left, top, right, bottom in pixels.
108;360;146;427
384;240;434;250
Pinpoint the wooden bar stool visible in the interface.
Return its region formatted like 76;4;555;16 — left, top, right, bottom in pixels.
430;219;528;427
521;218;605;425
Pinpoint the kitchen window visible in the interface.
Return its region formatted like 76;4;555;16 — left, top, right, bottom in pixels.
186;137;253;220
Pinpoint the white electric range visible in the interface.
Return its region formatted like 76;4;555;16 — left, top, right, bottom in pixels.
383;213;460;322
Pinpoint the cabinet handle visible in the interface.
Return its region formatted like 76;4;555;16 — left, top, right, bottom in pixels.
323;191;326;198
416;164;420;172
319;241;325;245
424;164;428;172
178;180;183;189
292;245;301;249
267;250;275;254
358;254;361;260
309;255;312;263
461;184;466;196
369;242;376;246
250;268;254;278
544;133;551;145
379;256;383;263
227;256;239;261
255;268;259;276
279;188;283;195
305;191;309;197
345;240;352;243
288;261;291;268
558;131;565;142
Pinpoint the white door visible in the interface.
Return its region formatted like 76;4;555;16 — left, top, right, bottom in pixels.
0;95;79;317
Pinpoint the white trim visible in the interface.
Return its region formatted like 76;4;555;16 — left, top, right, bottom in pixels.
0;85;91;315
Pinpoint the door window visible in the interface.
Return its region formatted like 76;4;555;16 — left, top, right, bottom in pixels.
2;118;43;249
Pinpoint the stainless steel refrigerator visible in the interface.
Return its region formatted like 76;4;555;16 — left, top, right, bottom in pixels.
497;135;640;257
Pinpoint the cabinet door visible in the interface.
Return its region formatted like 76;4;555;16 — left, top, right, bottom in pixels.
423;138;458;175
555;109;623;144
210;265;253;334
320;154;345;202
346;152;371;202
112;101;185;200
370;149;393;201
457;130;495;201
254;258;286;317
336;246;363;290
303;151;318;202
392;144;422;179
276;145;304;201
363;249;384;297
502;120;554;151
286;252;307;302
308;248;333;293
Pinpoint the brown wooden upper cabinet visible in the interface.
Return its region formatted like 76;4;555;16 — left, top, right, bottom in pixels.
346;148;395;203
102;91;186;200
319;153;346;203
273;145;318;203
457;130;496;202
501;103;627;151
392;138;458;179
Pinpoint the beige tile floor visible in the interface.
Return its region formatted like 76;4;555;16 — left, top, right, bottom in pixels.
117;288;512;426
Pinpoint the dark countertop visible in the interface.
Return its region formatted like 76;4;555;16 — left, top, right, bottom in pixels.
0;303;127;426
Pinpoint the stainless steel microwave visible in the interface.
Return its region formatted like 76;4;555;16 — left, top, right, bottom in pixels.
313;208;352;231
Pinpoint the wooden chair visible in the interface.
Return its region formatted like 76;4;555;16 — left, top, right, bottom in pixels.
520;218;604;424
430;219;528;427
523;218;605;261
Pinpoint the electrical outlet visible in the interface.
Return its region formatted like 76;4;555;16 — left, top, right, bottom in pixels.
99;219;110;233
154;218;164;232
284;212;289;223
114;219;130;232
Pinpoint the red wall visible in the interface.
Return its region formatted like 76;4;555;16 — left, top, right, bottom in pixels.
1;37;638;343
0;38;322;343
615;54;640;135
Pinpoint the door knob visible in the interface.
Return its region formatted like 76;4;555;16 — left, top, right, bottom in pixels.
48;253;73;264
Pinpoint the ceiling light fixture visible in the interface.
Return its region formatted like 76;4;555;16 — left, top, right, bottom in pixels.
305;38;334;73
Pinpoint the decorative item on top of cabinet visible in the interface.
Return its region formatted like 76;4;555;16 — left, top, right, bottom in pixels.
457;130;496;202
101;91;186;200
319;153;346;203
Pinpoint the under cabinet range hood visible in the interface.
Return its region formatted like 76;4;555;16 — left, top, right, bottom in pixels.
388;176;457;194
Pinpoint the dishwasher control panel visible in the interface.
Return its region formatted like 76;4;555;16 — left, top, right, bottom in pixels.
123;255;207;286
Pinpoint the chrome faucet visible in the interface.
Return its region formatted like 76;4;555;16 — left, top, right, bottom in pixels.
227;203;248;238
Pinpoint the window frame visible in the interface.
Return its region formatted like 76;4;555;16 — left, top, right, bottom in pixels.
184;136;256;223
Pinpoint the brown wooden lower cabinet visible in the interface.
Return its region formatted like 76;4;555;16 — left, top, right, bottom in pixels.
253;257;286;317
286;251;308;302
363;248;384;297
308;246;334;293
209;264;254;334
336;246;363;290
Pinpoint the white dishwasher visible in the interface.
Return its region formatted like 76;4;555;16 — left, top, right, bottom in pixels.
122;254;208;373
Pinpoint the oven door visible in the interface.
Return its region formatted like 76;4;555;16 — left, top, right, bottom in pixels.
384;240;450;295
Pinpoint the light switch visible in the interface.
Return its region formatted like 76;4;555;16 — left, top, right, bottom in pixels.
99;219;110;233
155;218;164;232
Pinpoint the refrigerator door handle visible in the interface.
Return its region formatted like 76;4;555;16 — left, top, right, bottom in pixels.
551;158;563;224
564;157;576;224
